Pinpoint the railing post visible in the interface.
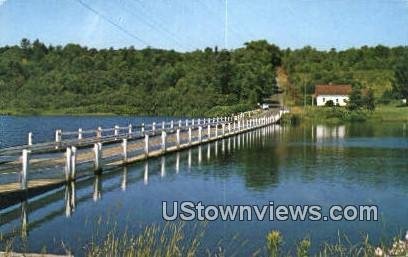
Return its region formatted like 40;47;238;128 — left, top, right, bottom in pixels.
215;124;218;138
192;119;195;126
94;143;102;173
222;123;225;136
114;125;119;139
198;118;201;125
28;132;32;146
21;149;29;190
233;121;236;133
170;120;174;129
122;138;128;162
152;122;156;135
176;129;180;149
162;121;165;130
188;127;192;145
55;130;62;143
185;119;189;127
198;126;202;142
161;131;167;152
228;123;231;134
65;147;72;181
78;128;83;140
178;120;182;128
128;124;133;136
71;146;76;180
96;127;102;139
144;134;149;157
141;123;145;136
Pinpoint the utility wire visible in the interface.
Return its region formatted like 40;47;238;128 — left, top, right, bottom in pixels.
75;0;149;46
132;0;195;50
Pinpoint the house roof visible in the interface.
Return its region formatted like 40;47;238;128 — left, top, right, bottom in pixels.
315;84;352;96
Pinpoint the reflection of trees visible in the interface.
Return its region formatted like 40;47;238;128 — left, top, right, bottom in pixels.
238;132;281;190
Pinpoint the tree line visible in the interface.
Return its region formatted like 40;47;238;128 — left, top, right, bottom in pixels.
0;39;280;116
0;39;406;116
282;45;408;106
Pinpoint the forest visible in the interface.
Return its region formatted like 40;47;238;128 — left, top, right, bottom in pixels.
0;39;281;116
281;45;408;106
0;39;406;116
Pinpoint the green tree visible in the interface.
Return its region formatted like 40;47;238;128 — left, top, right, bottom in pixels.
393;55;408;105
348;88;363;111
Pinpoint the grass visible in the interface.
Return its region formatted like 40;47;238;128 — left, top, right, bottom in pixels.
282;104;407;125
1;222;407;257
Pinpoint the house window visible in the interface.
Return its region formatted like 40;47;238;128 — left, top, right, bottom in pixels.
343;99;347;103
336;98;339;103
322;97;325;102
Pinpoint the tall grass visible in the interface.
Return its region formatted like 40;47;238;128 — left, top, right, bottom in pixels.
85;222;204;257
1;223;407;257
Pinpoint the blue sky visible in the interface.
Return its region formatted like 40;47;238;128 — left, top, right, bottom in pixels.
0;0;407;51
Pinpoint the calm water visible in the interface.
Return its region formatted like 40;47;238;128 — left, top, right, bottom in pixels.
0;115;182;148
0;117;407;256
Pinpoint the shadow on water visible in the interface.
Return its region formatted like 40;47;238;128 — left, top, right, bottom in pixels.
0;122;407;256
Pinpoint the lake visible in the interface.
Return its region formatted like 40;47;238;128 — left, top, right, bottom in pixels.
0;116;407;256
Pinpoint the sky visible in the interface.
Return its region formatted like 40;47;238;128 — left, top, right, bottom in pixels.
0;0;407;51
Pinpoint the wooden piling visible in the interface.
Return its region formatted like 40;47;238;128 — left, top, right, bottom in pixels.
97;127;102;139
65;147;72;181
144;134;149;157
55;130;62;143
128;124;133;136
28;132;32;146
114;125;119;138
122;138;128;162
93;143;102;173
21;149;29;190
161;131;167;152
71;146;76;180
188;127;192;145
176;129;180;149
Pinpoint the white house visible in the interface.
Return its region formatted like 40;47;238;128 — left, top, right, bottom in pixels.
315;84;352;107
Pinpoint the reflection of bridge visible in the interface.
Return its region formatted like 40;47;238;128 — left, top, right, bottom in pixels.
315;125;346;140
0;109;287;208
0;125;282;242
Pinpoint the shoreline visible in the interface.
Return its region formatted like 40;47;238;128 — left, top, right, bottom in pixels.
282;105;408;124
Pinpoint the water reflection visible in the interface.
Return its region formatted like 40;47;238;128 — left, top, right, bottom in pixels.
65;182;76;217
1;126;282;239
1;123;407;254
93;175;102;202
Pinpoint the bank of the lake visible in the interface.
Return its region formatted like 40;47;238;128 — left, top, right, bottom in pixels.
0;102;253;118
283;105;408;125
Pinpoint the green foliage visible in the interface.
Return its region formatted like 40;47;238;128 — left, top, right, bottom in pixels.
0;39;282;116
282;45;408;103
266;230;282;257
296;238;311;257
348;88;376;111
348;88;364;111
393;53;408;104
